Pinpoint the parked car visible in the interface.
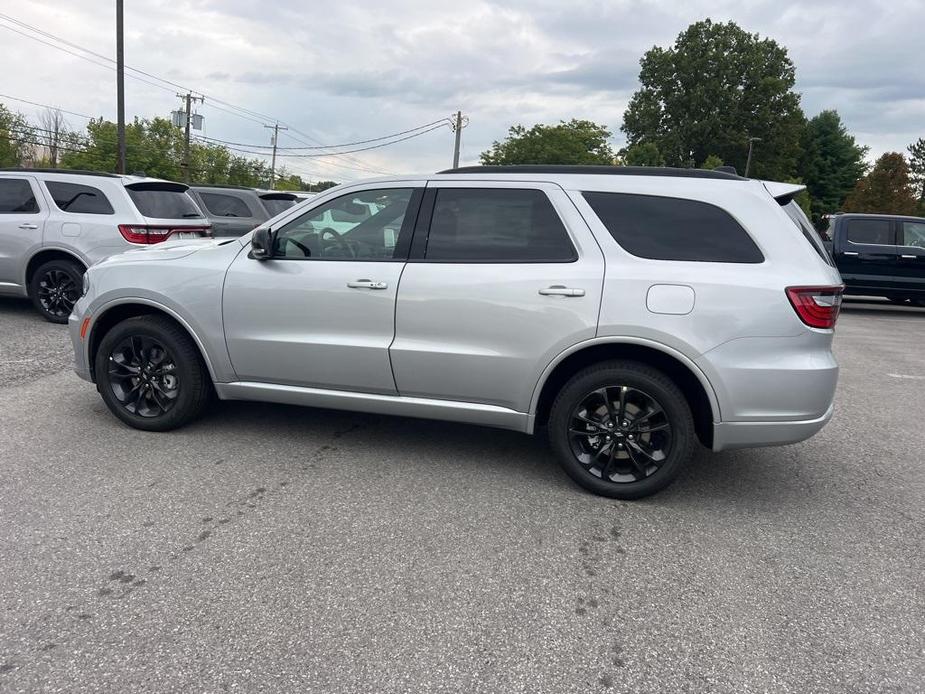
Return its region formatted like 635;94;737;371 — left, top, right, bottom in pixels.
0;168;210;323
821;213;925;306
69;165;843;499
188;185;270;237
254;190;309;217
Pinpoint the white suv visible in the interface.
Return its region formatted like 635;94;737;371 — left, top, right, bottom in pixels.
69;165;843;499
0;168;211;322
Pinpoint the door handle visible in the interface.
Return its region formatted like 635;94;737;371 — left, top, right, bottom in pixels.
539;285;585;297
347;279;388;290
900;254;917;260
18;223;38;230
841;251;859;256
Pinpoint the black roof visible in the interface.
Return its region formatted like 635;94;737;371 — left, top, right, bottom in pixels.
190;183;257;192
0;167;122;178
438;165;746;181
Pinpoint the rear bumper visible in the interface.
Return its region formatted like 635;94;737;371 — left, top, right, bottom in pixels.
711;402;834;451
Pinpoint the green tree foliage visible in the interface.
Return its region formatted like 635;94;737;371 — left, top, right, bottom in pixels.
797;110;868;223
0;103;33;166
907;137;925;202
480;119;615;165
622;20;805;179
843;152;919;215
305;180;339;192
701;154;724;170
623;142;665;166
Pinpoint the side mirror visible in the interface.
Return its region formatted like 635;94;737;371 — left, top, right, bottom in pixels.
251;227;275;260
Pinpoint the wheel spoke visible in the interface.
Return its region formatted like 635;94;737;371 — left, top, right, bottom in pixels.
616;386;627;423
600;443;617;480
598;388;616;422
633;422;669;434
624;441;649;480
569;427;598;437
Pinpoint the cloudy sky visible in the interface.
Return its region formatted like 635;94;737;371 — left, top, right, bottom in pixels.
3;0;923;181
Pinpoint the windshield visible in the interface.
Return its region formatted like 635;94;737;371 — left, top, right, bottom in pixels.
127;187;203;219
783;201;833;265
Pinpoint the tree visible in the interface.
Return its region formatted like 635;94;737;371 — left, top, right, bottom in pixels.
701;154;724;170
623;142;665;166
622;20;805;179
907;137;925;202
37;108;69;167
843;152;918;215
305;180;339;192
480;119;615;165
797;110;867;223
0;103;32;166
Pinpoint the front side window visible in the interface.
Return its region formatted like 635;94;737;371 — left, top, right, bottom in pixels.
901;221;925;248
846;219;894;246
274;188;414;260
199;193;253;218
583;191;764;263
424;188;576;262
0;179;39;214
46;181;114;214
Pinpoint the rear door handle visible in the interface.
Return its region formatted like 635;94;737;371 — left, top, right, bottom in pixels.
18;223;38;230
900;254;917;260
841;251;859;256
539;285;585;297
347;279;388;290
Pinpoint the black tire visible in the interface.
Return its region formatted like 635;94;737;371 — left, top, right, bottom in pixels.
548;360;696;499
94;315;211;431
29;259;84;323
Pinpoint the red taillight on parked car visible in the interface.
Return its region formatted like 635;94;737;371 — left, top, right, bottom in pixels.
786;285;844;329
118;224;212;245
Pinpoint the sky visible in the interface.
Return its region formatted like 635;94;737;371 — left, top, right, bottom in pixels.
2;0;923;182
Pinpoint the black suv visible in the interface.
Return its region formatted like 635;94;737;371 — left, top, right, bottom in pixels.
822;213;925;305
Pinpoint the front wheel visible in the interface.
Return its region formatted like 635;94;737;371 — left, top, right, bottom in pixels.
95;316;211;431
548;361;696;499
29;259;84;323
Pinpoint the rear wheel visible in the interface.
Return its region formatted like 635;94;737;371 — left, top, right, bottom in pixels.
29;259;84;323
548;360;696;499
95;316;211;431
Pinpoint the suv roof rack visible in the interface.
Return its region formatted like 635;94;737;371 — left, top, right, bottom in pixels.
0;167;123;178
438;165;746;181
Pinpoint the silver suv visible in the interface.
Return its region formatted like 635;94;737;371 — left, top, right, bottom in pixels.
0;169;211;322
69;166;843;499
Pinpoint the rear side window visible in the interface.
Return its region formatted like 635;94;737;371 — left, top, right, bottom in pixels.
583;192;763;263
424;188;576;262
46;181;114;214
261;197;297;216
902;221;925;248
199;193;253;218
846;219;894;245
127;185;202;219
782;200;833;265
0;179;39;214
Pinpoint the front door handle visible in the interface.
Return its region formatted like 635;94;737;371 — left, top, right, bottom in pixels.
841;251;859;257
539;285;585;297
347;279;388;290
18;223;38;230
900;254;917;260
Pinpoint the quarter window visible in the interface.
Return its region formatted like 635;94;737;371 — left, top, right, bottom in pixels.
582;192;763;263
46;181;114;214
901;221;925;249
274;188;414;260
424;188;576;262
199;193;253;218
846;219;894;245
0;179;39;214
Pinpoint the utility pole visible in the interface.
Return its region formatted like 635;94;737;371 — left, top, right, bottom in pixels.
744;137;761;178
115;0;125;174
264;122;288;189
177;92;204;183
451;111;463;168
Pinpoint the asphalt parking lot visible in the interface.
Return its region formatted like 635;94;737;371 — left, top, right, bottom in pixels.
0;297;922;693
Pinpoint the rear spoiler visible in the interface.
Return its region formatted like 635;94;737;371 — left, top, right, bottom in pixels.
124;181;190;193
762;181;806;206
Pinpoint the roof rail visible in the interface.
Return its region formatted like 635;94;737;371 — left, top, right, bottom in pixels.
437;165;746;181
0;167;122;178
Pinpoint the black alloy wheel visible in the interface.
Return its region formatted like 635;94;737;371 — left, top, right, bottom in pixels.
29;259;84;323
107;335;180;418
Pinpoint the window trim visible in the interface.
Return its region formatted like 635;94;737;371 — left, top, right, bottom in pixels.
581;190;765;264
0;177;41;215
407;186;579;264
44;180;115;215
844;218;900;248
266;187;423;263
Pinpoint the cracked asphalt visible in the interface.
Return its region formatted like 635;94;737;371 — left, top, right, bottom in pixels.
0;295;923;693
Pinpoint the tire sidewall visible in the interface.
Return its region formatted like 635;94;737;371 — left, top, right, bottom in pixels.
95;318;203;431
29;260;84;324
549;363;695;499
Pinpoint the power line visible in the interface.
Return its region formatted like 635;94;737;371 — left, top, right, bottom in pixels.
0;93;94;120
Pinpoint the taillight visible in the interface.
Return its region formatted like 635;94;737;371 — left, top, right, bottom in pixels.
118;224;212;245
786;285;844;329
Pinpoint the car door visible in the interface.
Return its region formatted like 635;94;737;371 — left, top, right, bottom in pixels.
836;217;900;291
390;181;605;412
896;219;925;296
0;176;48;290
223;184;423;394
